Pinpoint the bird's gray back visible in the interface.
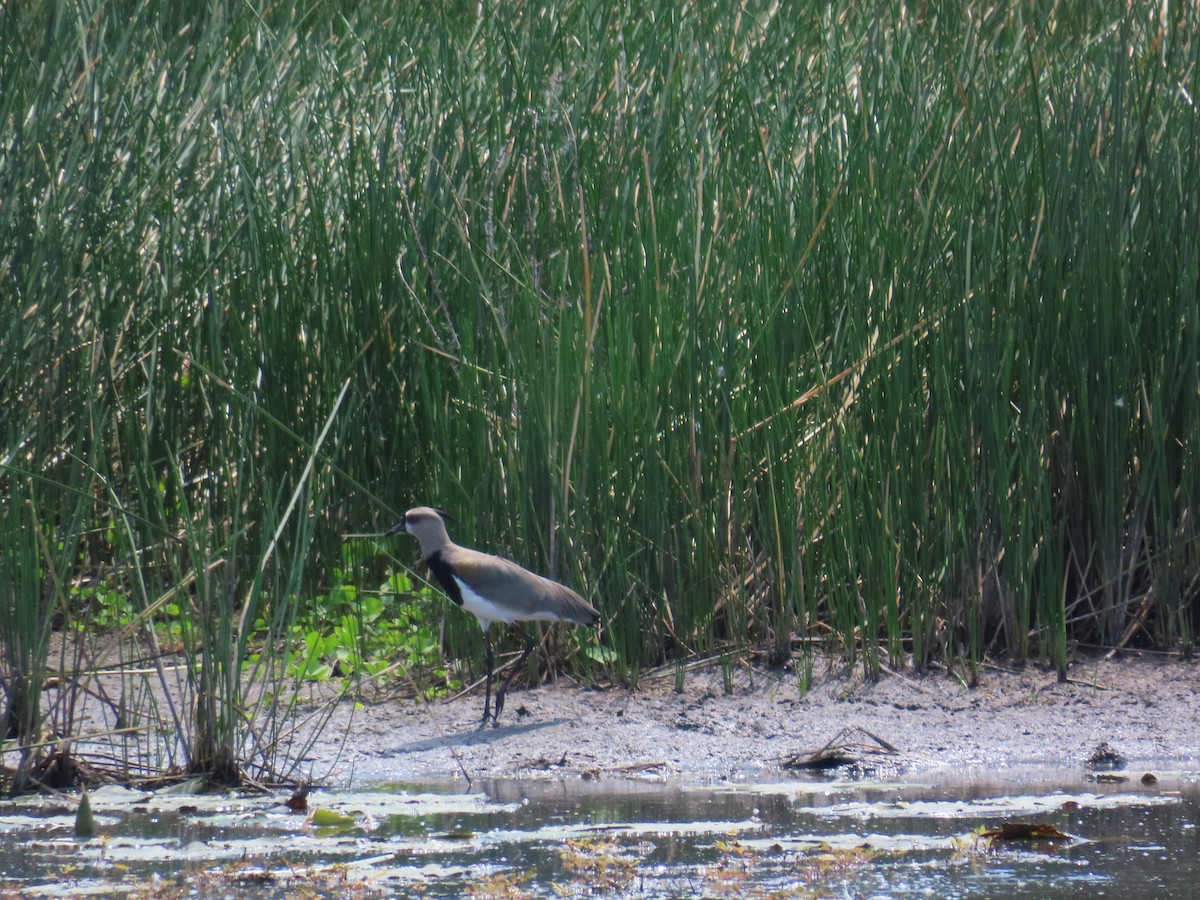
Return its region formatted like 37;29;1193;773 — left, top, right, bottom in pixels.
446;545;600;626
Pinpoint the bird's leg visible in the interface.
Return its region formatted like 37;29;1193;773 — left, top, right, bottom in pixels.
479;627;495;730
492;626;536;727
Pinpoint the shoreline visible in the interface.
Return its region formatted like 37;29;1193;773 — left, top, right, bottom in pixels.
307;653;1200;786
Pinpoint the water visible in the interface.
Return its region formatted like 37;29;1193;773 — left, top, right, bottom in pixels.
1;766;1197;897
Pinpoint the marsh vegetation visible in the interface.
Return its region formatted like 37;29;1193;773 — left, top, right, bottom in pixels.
1;1;1197;788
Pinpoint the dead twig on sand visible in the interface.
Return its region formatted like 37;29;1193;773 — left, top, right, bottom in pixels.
782;726;901;770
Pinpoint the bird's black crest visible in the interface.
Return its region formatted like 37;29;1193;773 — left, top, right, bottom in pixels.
384;506;457;535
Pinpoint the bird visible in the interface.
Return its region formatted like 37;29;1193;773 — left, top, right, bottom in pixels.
387;506;600;727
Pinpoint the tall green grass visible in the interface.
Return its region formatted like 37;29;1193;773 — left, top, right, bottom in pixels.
1;0;1196;782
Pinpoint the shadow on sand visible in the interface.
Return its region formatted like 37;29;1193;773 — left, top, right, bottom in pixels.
386;718;569;755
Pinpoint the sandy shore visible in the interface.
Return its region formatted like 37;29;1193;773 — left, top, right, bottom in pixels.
306;653;1200;786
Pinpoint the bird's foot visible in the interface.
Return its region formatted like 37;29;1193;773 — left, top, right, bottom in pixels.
477;705;494;730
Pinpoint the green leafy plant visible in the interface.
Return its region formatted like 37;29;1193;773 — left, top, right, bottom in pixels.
277;569;452;694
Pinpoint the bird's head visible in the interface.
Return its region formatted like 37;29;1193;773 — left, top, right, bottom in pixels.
386;506;456;556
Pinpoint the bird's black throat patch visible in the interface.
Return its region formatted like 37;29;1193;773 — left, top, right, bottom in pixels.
425;551;464;607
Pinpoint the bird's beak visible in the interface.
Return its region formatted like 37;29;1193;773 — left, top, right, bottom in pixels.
384;520;406;536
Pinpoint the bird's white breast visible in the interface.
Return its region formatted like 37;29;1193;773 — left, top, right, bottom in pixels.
454;577;521;629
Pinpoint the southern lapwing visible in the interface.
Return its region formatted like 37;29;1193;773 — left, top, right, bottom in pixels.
388;506;600;727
